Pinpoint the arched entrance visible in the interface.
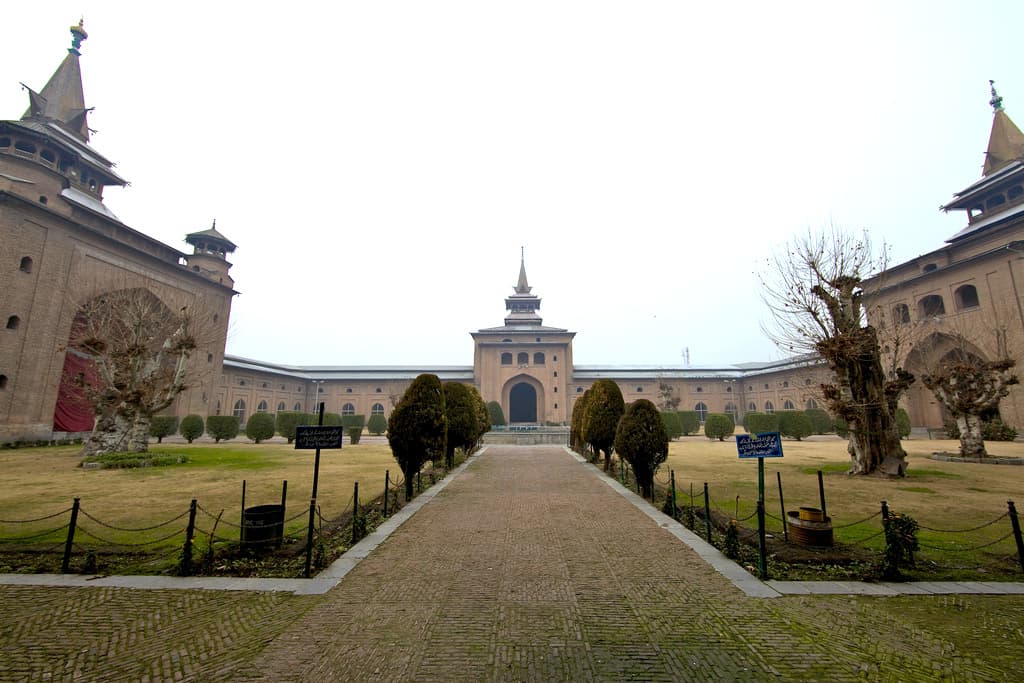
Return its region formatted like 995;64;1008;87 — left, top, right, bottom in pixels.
509;383;538;423
903;332;990;429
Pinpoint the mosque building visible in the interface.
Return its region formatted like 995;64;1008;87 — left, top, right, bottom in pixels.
2;24;1023;442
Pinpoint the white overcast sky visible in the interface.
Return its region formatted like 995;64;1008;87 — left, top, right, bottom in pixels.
4;2;1023;367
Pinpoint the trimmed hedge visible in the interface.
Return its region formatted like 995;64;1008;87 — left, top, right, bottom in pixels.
149;416;178;443
341;414;365;430
487;401;506;427
704;413;735;441
677;411;700;436
276;412;315;443
368;413;388;435
805;408;834;434
743;412;779;434
778;411;812;440
206;415;239;443
661;411;683;440
246;412;276;443
180;414;204;443
323;412;343;427
347;427;362;445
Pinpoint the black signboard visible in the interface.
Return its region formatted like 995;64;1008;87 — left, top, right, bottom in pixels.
295;425;344;450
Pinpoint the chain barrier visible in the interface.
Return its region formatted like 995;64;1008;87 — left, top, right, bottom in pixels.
0;507;73;524
0;523;69;543
78;507;189;532
192;525;237;544
917;513;1008;534
197;503;243;529
75;525;186;547
832;510;882;529
917;531;1015;553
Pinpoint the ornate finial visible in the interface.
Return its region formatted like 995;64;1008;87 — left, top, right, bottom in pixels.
990;80;1004;112
520;246;524;261
69;18;88;55
211;218;217;229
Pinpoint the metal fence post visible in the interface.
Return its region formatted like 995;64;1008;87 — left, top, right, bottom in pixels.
669;470;677;520
777;471;788;542
383;470;390;518
703;483;713;543
352;482;360;545
61;497;80;573
756;499;768;580
182;499;197;577
1008;500;1024;574
303;498;316;578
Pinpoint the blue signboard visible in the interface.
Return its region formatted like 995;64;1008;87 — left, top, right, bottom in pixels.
736;432;783;458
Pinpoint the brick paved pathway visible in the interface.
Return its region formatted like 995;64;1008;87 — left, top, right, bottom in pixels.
3;445;1024;681
234;446;1024;681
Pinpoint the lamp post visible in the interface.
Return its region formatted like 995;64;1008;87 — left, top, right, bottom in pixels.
309;380;325;412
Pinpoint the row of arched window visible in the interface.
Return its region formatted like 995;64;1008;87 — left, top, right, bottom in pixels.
501;352;546;366
232;399;388;423
892;284;979;325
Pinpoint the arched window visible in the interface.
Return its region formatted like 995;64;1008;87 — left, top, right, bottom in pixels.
806;399;818;410
345;387;353;393
533;352;545;365
922;263;938;273
233;399;246;423
375;387;382;393
1009;185;1023;200
782;381;789;388
294;402;302;411
501;352;513;365
576;387;583;393
6;316;20;330
955;284;980;310
257;400;268;413
764;401;775;414
517;352;529;365
215;400;221;415
725;402;737;419
342;403;355;416
277;401;286;412
748;402;757;412
783;399;795;410
918;295;946;318
371;403;385;416
696;386;703;393
694;402;708;423
19;256;33;273
636;386;643;393
892;304;910;325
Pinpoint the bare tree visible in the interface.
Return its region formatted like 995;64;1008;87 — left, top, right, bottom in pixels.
761;229;913;476
68;288;204;457
656;378;681;412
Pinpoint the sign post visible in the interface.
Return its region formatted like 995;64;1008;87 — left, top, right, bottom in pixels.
297;403;344;577
736;432;783;580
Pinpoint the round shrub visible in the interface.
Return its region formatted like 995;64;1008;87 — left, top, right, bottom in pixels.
661;411;683;440
180;414;204;443
677;411;700;436
744;412;779;434
778;411;812;440
245;412;276;443
388;374;447;499
704;413;735;441
367;413;388;435
805;408;834;434
347;427;362;445
614;399;668;499
895;407;911;439
487;400;506;427
206;415;239;443
276;412;314;443
149;415;178;443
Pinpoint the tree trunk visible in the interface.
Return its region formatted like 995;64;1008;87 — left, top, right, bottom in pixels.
958;414;987;457
81;410;140;457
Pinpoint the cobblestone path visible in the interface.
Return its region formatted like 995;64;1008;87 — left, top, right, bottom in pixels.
237;446;1024;681
2;445;1023;681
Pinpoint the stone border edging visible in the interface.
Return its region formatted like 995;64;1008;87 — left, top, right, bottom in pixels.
565;447;1024;598
0;449;485;596
927;452;1024;465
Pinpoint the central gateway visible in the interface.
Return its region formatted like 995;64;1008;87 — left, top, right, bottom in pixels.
509;383;538;423
471;253;576;425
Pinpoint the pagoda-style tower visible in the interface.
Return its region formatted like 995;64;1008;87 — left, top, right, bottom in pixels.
504;249;543;326
185;221;237;287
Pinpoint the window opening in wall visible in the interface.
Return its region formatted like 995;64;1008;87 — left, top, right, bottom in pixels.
342;403;355;416
371;403;385;415
207;353;213;363
216;400;221;415
502;338;512;342
346;387;353;393
533;352;545;365
501;352;513;365
536;337;541;342
955;284;980;310
517;352;529;365
6;316;20;330
894;303;911;325
38;196;47;205
19;256;33;273
782;381;789;388
749;401;756;411
783;399;795;410
987;195;1006;210
553;371;557;377
726;385;732;392
257;400;268;412
694;402;708;423
376;387;382;393
239;379;246;386
554;403;558;409
233;399;246;423
764;401;774;414
1009;185;1023;201
696;386;703;393
806;399;818;410
40;149;55;164
0;136;9;147
554;386;558;393
918;294;946;318
553;356;557;362
318;387;324;393
278;401;286;411
725;403;737;418
14;140;36;156
922;263;938;273
0;374;7;389
294;401;302;411
262;382;268;389
636;386;643;393
576;387;583;393
764;383;769;389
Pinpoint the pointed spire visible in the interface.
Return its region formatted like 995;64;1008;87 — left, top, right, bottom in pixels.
516;247;532;294
983;82;1024;176
21;20;91;142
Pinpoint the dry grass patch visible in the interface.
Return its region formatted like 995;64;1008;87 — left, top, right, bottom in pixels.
662;435;1024;578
